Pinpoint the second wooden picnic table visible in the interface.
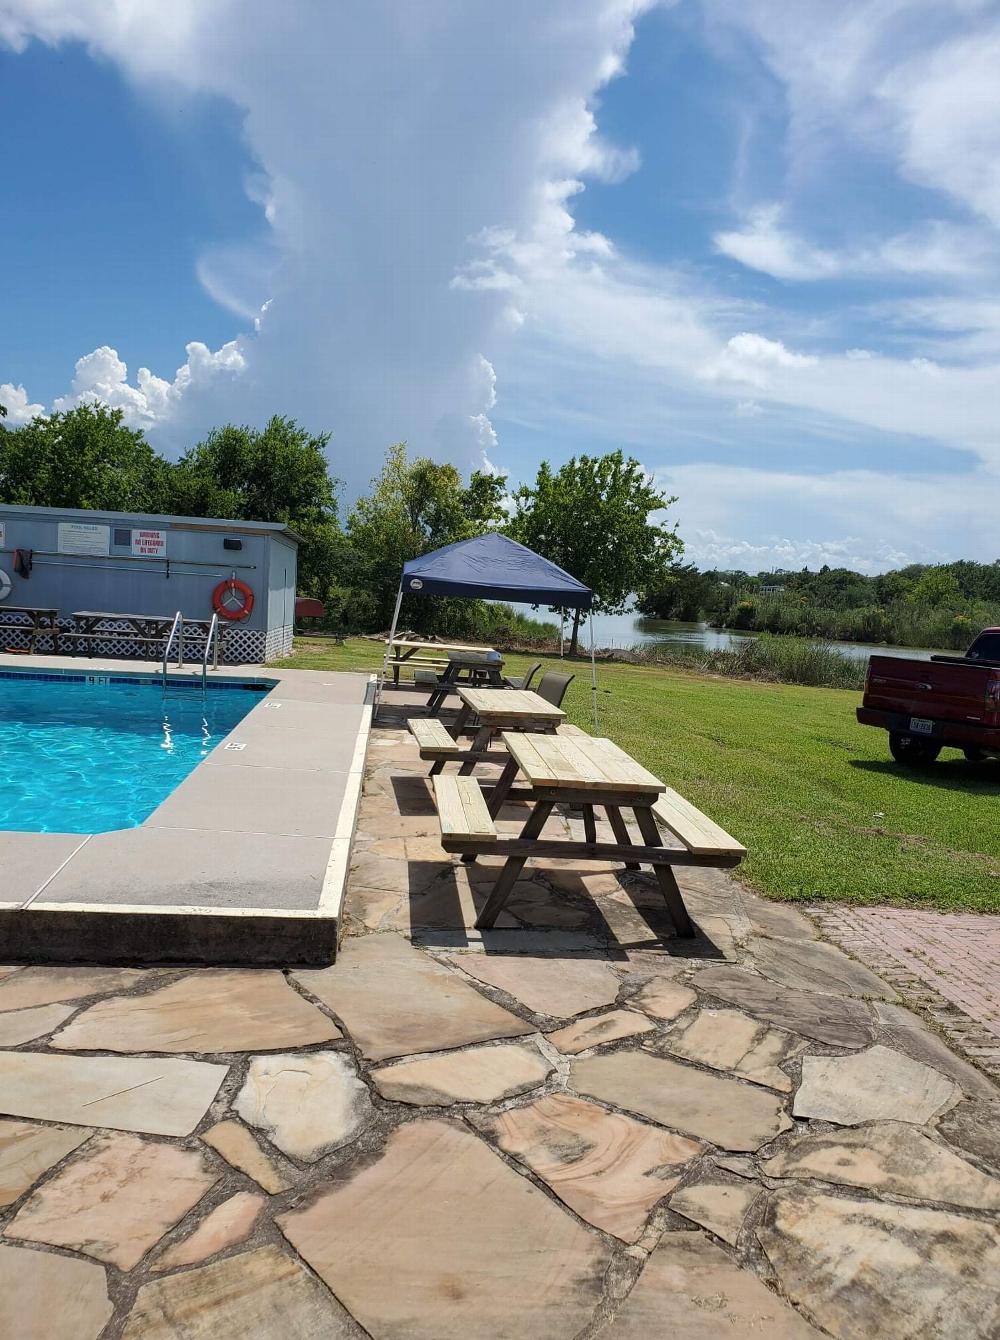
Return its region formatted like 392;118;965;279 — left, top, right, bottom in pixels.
438;686;566;774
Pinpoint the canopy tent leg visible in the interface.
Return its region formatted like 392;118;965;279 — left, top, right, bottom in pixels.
377;583;404;717
589;614;598;730
559;608;565;658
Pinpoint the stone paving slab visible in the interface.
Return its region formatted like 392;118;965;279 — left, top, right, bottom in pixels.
278;1119;609;1340
668;1177;761;1246
545;1008;654;1054
0;965;152;1011
371;1041;553;1105
694;965;873;1048
571;1050;792;1151
200;1120;291;1194
658;1007;807;1093
235;1051;373;1162
759;1188;1000;1340
0;1001;75;1045
0;1051;227;1135
794;1045;960;1125
124;1245;359;1339
598;1231;822;1338
6;1132;218;1269
0;1120;90;1207
294;933;533;1060
485;1091;702;1241
0;1242;113;1340
762;1121;1000;1210
441;951;622;1018
51;969;341;1054
153;1191;266;1271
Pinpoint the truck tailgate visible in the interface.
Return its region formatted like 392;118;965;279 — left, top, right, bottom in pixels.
864;656;1000;727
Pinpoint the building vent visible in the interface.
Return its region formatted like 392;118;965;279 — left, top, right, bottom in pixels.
223;537;243;551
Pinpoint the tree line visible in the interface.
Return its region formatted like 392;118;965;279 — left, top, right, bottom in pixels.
0;403;681;653
640;560;1000;651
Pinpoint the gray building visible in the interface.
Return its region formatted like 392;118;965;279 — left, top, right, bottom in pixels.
0;503;299;663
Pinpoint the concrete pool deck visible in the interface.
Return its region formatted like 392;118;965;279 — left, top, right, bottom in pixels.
0;654;374;965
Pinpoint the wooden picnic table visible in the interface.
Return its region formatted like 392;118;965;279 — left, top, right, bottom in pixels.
441;731;743;936
68;611;215;658
425;650;506;716
385;637;496;686
450;686;565;770
412;687;566;776
0;605;60;653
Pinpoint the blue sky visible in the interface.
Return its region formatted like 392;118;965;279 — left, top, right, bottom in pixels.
2;1;998;573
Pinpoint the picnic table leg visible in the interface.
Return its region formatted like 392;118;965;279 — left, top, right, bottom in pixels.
475;800;554;930
459;725;492;776
484;757;520;818
632;805;695;938
583;804;597;845
605;805;641;871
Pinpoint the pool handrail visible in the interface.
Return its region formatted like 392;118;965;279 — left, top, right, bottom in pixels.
162;610;183;688
201;612;220;690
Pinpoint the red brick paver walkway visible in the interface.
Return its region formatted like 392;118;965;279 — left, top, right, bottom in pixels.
816;907;1000;1076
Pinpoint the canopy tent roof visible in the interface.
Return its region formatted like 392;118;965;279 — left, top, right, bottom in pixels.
401;533;592;609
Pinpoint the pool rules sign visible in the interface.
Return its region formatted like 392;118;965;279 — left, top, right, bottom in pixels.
131;528;167;558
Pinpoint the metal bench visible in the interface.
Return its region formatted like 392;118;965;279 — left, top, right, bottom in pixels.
432;775;498;845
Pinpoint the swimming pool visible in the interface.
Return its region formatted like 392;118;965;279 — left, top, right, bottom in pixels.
0;672;269;833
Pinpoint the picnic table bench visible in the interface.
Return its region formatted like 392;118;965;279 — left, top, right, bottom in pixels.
432;731;746;936
0;605;60;653
408;686;565;776
66;611;218;659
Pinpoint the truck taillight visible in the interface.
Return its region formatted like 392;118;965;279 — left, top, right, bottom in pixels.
987;674;1000;710
864;661;871;695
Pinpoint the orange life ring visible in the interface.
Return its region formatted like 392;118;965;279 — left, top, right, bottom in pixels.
212;578;255;621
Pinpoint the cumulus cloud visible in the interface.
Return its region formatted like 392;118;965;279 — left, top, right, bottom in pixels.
47;341;246;427
0;0;654;481
707;333;818;387
0;382;45;425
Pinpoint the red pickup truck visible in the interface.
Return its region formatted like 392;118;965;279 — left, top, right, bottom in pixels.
857;628;1000;766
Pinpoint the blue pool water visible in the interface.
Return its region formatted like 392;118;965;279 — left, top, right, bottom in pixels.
0;674;269;833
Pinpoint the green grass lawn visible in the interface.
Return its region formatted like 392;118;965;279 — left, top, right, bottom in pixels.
278;637;1000;913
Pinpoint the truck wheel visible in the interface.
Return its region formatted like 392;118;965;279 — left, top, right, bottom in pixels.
888;732;941;767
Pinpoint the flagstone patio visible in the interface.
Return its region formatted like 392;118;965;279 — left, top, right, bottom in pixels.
0;704;998;1338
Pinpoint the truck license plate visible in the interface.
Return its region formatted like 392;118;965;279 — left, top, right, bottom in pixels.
909;717;934;735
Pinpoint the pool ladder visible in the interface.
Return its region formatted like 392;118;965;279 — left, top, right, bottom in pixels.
201;613;220;690
161;611;183;690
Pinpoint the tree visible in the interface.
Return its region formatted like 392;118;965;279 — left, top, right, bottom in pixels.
0;404;167;512
906;567;964;609
165;416;343;597
345;443;507;627
510;450;683;653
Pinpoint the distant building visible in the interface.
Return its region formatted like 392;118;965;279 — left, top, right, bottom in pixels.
759;584;785;597
0;502;298;662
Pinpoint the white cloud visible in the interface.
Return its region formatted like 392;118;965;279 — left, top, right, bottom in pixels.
661;462;994;573
0;383;45;425
0;0;655;479
707;333;818;387
715;206;991;282
50;340;245;427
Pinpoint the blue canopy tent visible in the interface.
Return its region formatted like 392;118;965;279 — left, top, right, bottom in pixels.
381;533;599;722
